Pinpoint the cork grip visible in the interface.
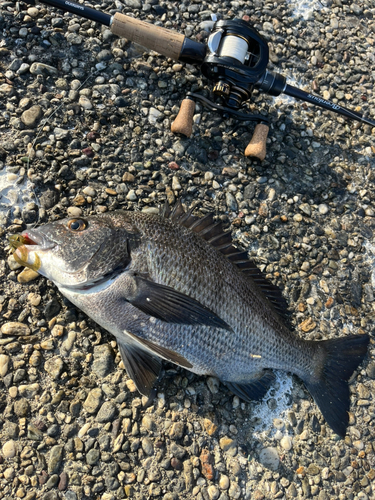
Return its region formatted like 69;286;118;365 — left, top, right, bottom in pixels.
171;99;196;137
111;12;185;60
244;123;269;160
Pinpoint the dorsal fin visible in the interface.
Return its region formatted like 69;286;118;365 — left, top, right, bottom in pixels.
164;202;290;323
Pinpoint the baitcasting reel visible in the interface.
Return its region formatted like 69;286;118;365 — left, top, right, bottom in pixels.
171;19;288;160
202;19;270;109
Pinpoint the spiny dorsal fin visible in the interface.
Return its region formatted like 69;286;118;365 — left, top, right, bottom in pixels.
164;202;290;323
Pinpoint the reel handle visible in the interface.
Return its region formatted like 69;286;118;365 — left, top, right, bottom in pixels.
171;98;196;137
244;123;269;161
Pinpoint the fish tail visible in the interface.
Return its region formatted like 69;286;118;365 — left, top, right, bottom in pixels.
303;334;370;437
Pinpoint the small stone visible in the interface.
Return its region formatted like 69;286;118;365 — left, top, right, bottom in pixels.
48;445;64;474
86;448;100;465
169;422;185;440
30;62;58;76
79;95;93;109
18;383;40;399
58;472;68;491
67;207;82;218
21;105;42;128
258;447;279;470
2;440;17;459
18;267;40;283
203;418;217;436
280;435;292;451
27;6;39;17
141;437;154;456
83;388;103;414
92;344;115;377
200;449;214;480
228;481;241;499
226;192;238;212
148;107;163;124
307;464;320;475
219;475;230;490
27;292;41;306
28;424;44;441
96;401;117;423
122;172;135;182
172;176;181;190
14;398;30;416
318;204;329;214
0;354;10;377
208;485;220;500
126;189;137;201
206;376;219;394
1;322;30;336
219;437;236;452
44;357;64;380
125;379;137;392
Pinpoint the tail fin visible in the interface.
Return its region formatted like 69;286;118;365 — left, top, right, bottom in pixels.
303;334;370;438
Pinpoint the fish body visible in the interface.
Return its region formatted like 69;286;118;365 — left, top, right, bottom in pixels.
12;204;369;436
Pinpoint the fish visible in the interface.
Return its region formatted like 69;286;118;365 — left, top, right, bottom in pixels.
10;202;370;437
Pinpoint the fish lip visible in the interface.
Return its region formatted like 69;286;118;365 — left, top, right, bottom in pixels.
21;230;56;251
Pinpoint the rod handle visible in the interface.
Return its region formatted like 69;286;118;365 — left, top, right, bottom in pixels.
111;12;185;60
244;123;269;160
171;99;196;137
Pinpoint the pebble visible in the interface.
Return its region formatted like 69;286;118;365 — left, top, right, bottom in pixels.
92;344;115;377
0;354;10;377
258;447;279;470
208;485;220;500
280;435;293;451
83;388;103;413
219;475;230;490
169;422;185;440
17;268;40;283
148;108;163;124
96;401;117;423
18;384;40;398
44;356;64;380
67;207;82;217
2;440;17;459
21;105;42;127
48;446;64;474
1;322;30;336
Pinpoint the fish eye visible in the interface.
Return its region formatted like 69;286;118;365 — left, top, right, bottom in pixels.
67;219;87;231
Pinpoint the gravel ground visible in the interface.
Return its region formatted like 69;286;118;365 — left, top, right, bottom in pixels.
1;0;375;499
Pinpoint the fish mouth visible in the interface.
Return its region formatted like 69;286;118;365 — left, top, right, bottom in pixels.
9;231;55;271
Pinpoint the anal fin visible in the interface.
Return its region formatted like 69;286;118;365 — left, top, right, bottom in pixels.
224;370;276;403
117;339;162;398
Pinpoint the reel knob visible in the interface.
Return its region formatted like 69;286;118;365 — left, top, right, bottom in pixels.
171;98;196;137
244;123;269;161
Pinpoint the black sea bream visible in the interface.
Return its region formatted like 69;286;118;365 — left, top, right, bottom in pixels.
11;203;369;437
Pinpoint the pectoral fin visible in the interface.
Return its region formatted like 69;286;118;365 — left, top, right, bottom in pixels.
127;275;231;331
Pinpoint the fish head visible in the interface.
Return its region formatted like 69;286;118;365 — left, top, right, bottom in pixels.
9;212;139;288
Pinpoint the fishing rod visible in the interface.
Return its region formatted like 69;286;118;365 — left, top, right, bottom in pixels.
22;0;375;160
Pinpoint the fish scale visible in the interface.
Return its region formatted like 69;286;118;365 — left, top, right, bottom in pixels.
128;212;310;378
11;204;370;437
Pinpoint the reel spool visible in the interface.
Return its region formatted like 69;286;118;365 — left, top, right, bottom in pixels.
201;19;270;109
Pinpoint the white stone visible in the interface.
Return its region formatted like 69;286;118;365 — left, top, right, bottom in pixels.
2;440;17;459
0;354;10;377
280;435;293;451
